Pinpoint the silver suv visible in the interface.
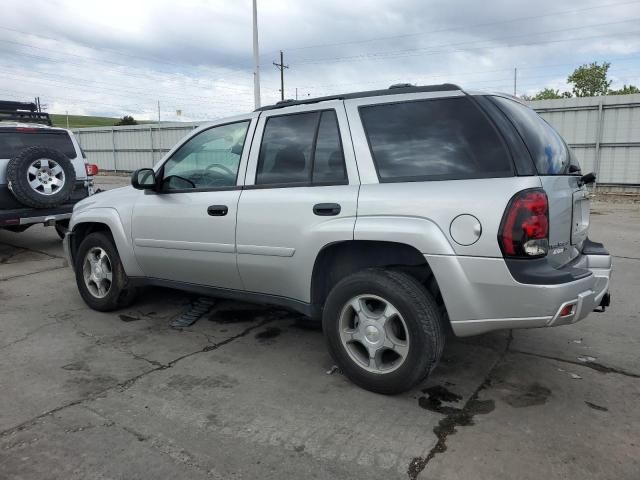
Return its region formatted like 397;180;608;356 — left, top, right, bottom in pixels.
64;84;612;394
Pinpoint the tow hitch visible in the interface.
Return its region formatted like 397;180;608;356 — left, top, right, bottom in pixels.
594;292;611;313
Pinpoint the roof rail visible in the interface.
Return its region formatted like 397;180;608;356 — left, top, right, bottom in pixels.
255;83;462;112
0;99;52;126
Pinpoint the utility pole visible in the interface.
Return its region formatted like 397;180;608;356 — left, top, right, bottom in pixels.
157;100;161;123
513;68;517;97
252;0;261;109
295;87;298;100
273;50;289;101
66;111;69;129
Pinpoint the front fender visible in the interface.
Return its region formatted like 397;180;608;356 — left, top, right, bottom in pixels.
70;207;144;277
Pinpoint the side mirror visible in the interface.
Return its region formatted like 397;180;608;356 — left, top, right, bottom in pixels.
579;172;596;186
131;168;157;190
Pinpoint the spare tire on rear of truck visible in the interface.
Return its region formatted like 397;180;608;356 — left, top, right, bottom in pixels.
7;146;76;208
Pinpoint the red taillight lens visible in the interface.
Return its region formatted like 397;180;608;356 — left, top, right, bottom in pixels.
85;164;99;176
499;189;549;258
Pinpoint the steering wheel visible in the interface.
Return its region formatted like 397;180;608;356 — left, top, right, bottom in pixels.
205;164;235;176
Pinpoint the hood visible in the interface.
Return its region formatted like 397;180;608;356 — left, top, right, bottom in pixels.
73;185;139;214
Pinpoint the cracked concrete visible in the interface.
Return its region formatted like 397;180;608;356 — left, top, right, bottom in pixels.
0;180;638;479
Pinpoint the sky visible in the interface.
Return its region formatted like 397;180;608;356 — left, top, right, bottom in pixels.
1;0;640;121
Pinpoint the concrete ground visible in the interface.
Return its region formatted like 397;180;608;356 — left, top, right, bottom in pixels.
0;178;638;479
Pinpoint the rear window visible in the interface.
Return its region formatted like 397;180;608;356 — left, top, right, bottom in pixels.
0;130;76;159
359;97;513;182
491;96;579;175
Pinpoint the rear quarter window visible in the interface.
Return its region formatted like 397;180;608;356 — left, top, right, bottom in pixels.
0;130;76;159
359;96;513;182
490;96;579;175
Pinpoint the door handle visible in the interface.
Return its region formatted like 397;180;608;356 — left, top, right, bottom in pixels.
313;203;341;216
207;205;228;216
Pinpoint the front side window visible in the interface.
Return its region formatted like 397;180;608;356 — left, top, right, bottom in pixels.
359;97;513;182
162;121;249;190
256;110;347;186
491;96;579;175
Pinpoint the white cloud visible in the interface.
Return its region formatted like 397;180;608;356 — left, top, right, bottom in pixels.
1;0;639;120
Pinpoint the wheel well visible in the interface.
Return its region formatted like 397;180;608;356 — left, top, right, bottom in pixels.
70;222;112;263
311;240;448;321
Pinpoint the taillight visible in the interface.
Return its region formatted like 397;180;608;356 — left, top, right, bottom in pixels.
85;164;99;176
498;189;549;258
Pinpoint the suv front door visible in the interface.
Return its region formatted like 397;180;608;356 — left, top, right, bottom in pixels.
132;116;256;289
236;101;360;303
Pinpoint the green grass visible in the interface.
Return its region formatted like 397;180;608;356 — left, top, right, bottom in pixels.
49;114;157;129
49;114;120;129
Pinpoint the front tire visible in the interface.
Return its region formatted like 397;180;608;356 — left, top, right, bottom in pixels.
322;269;445;394
74;232;137;311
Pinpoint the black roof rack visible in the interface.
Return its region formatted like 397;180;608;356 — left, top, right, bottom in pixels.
255;83;462;111
0;100;52;126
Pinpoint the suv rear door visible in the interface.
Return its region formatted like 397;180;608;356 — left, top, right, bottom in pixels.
490;96;588;267
236;101;359;303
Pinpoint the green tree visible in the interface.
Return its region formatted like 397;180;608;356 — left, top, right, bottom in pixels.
567;62;611;97
608;84;640;95
115;115;137;126
530;88;572;100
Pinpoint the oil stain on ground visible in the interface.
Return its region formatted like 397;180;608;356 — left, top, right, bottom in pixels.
502;382;551;407
410;384;495;479
255;326;282;342
585;400;608;412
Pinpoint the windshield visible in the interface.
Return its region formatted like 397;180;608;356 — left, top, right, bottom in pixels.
491;96;580;175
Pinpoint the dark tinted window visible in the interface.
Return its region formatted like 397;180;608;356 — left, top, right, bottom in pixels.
312;111;347;184
0;130;76;159
256;110;347;186
257;112;318;185
359;97;513;182
492;96;579;175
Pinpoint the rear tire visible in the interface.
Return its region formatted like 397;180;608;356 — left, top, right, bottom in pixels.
322;268;445;394
74;232;137;311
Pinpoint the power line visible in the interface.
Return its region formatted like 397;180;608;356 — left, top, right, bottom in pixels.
277;0;640;52
292;18;640;65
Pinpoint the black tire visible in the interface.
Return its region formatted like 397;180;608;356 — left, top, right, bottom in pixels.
7;146;76;208
74;231;137;311
322;268;445;395
54;220;69;239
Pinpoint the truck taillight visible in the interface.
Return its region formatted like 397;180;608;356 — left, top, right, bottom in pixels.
85;164;99;176
498;189;549;258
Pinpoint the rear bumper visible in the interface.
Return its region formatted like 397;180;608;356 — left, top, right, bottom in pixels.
427;240;612;337
0;204;73;227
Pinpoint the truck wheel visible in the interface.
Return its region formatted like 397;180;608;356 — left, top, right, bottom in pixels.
322;269;444;394
74;232;137;311
7;146;76;208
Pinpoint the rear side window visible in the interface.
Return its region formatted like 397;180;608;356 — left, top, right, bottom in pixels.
359;97;513;182
256;110;347;185
0;130;76;159
491;96;579;175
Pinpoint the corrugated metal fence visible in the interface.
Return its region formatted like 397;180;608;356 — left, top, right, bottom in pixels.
74;94;640;185
529;94;640;186
73;122;200;171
